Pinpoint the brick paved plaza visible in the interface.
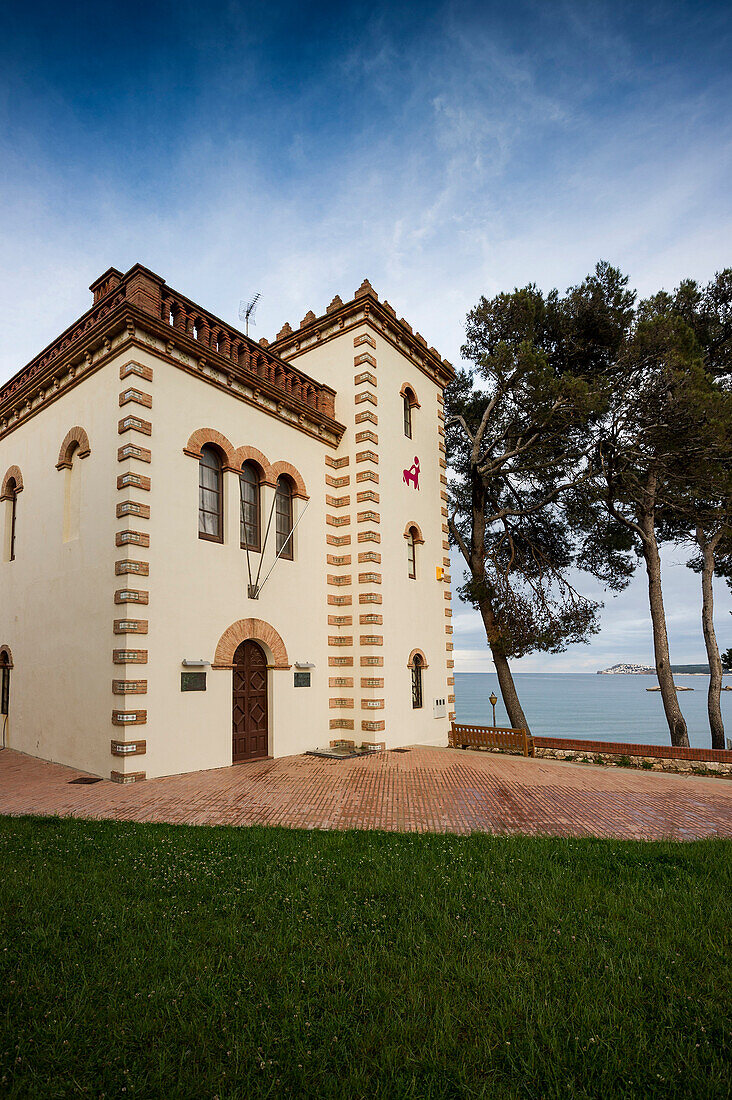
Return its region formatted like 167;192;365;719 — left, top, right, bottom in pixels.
2;745;731;839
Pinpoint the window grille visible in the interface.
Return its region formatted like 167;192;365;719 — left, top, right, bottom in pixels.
407;528;417;578
411;654;423;709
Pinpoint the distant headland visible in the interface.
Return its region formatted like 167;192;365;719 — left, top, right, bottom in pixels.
597;663;712;675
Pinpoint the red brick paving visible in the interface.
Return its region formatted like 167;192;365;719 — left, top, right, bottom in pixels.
1;745;731;840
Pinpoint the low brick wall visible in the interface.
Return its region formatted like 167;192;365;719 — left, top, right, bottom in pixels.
533;737;732;776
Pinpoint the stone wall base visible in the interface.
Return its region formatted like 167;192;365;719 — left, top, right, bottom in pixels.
535;747;732;778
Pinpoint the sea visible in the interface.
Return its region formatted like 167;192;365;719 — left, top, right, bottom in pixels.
454;672;732;749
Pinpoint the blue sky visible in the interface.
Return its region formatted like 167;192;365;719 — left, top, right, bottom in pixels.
1;0;730;670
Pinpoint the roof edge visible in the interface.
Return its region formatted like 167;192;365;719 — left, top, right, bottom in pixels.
269;279;454;386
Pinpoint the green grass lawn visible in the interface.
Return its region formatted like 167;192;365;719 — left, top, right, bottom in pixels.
0;817;730;1099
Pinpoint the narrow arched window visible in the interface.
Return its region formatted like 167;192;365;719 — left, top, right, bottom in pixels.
199;446;223;541
275;476;294;560
63;443;81;544
4;479;18;562
240;463;261;551
411;653;423;709
0;651;10;716
403;393;413;438
407;526;418;579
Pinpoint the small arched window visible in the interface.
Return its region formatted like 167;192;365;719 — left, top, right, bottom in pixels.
403;392;413;438
406;526;418;579
240;463;261;551
275;476;294;560
1;649;10;716
199;445;223;542
4;479;18;562
411;653;423;709
402;386;418;438
63;443;81;544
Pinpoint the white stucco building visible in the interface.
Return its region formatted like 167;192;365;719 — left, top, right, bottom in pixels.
0;265;454;781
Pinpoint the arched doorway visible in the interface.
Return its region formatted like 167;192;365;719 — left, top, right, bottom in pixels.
232;640;268;762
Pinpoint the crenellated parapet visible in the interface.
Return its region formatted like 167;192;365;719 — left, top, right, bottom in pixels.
271;278;455;391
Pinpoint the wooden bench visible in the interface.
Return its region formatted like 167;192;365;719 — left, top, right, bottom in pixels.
449;722;535;758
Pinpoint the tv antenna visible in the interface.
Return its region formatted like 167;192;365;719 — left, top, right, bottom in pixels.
239;293;261;337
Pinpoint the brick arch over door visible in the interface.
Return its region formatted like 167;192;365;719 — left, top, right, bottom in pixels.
1;466;23;500
213;618;290;669
0;644;13;667
56;426;91;470
183;428;235;465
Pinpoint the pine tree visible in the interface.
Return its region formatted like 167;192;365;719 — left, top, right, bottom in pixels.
598;303;730;747
446;264;635;731
660;270;732;747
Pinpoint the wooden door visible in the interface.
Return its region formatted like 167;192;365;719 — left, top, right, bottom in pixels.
232;641;269;762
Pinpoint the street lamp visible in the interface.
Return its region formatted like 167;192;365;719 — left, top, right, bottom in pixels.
489;691;498;727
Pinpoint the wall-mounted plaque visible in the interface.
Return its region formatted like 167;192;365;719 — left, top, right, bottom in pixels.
294;672;311;688
181;672;207;692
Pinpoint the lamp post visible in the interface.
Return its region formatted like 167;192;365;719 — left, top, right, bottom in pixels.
489;692;498;727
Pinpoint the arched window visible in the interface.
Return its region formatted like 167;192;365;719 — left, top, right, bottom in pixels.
55;428;90;544
411;653;423;709
402;385;418;438
63;443;81;543
1;650;10;717
4;479;18;562
199;445;223;542
403;392;413;438
275;476;294;560
240;462;261;551
406;526;418;579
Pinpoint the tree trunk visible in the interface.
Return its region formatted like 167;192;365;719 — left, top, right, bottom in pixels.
697;529;725;750
640;519;690;747
467;470;530;734
476;593;531;733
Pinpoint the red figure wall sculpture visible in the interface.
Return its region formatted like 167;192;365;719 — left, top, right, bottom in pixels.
403;456;420;489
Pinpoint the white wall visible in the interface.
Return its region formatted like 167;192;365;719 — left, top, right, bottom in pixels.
133;349;331;778
0;365;120;775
